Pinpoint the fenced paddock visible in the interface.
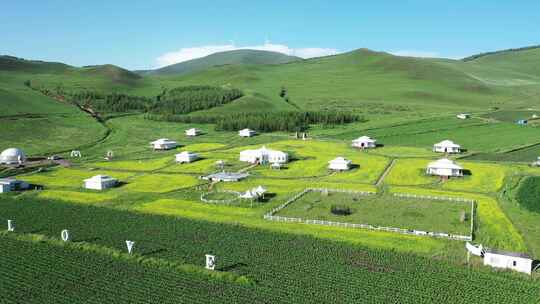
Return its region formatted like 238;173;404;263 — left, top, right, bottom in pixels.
264;188;475;241
200;190;241;204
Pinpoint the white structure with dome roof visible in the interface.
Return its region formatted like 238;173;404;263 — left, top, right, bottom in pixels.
239;146;288;165
433;140;461;153
0;148;26;165
328;157;352;171
352;136;376;149
426;158;464;177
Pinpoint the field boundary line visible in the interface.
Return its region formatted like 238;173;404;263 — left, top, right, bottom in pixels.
264;188;473;241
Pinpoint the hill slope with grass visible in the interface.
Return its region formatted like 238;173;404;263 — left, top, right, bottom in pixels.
140;49;302;76
158;48;538;115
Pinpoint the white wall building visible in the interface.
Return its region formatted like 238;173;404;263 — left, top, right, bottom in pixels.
0;148;26;165
328;157;352;171
239;128;256;137
426;158;464;177
457;113;470;119
0;178;29;193
175;151;199;163
185;128;201;137
84;175;118;190
150;138;178;150
352;136;376;149
239;146;288;165
433;140;461;153
483;249;534;275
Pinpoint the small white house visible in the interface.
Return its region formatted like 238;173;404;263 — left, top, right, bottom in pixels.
0;148;26;165
328;157;352;171
185;128;201;137
352;136;377;149
532;157;540;167
150;138;178;150
457;113;471;119
433;140;461;154
239;146;288;165
84;175;118;190
426;158;464;177
0;178;29;193
483;249;534;275
175;151;199;163
239;128;256;137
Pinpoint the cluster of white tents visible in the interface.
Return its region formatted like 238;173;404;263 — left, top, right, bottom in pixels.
239;185;267;200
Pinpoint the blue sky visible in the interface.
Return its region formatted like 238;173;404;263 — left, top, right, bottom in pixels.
2;0;539;69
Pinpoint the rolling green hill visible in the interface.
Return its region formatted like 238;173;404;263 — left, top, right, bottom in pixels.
139;49;301;76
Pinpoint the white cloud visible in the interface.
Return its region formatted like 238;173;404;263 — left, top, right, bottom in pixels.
155;42;339;68
390;50;440;58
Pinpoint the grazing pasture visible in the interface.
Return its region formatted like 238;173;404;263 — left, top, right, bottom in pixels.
275;191;472;235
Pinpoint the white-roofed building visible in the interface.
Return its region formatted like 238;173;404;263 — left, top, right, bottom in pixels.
457;113;471;119
150;138;178;150
483;248;534;275
532;157;540;167
328;157;352;171
175;151;199;163
84;175;118;190
0;178;29;193
352;136;376;149
433;140;461;153
426;158;464;177
239;128;256;137
239;146;288;165
185;128;201;137
0;148;26;165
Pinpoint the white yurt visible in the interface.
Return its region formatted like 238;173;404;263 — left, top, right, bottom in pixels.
0;148;26;165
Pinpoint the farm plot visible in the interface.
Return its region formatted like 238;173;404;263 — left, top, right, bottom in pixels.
87;156;173;172
0;197;538;304
274;190;472;236
384;158;508;193
377;122;540;152
19;167;135;189
233;140;390;180
465;143;540;163
123;173;201;193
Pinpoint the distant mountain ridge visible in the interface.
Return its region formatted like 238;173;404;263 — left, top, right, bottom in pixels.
138;49;302;76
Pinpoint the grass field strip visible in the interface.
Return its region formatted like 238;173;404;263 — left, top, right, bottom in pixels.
265;188;474;241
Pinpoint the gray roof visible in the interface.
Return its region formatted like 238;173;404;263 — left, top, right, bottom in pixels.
484;248;532;259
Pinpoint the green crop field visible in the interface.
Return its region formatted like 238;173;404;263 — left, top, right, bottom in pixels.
2;44;540;302
275;190;472;235
0;197;539;304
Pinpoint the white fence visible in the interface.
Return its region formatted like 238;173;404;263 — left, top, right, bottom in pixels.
392;192;475;204
200;190;241;204
264;189;474;242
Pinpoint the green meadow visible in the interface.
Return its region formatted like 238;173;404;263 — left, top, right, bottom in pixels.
2;46;540;302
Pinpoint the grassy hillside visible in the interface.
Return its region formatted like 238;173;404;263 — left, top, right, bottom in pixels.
141;49;301;76
157;49;526;116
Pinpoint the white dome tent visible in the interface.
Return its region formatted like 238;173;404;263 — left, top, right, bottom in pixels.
0;148;26;165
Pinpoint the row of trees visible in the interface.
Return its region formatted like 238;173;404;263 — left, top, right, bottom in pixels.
57;85;243;114
145;111;363;132
69;91;150;112
150;86;243;115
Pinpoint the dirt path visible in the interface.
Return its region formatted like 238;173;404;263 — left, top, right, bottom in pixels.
375;159;396;186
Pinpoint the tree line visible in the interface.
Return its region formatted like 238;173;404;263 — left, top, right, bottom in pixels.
145;111;364;132
26;82;243;115
149;86;243;115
